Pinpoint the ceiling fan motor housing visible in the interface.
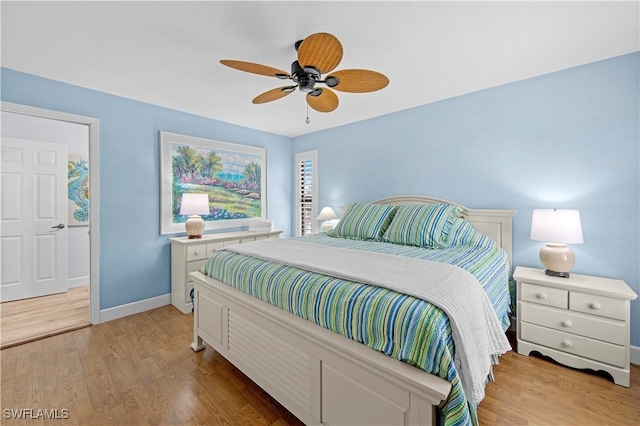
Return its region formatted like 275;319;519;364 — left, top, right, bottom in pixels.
291;61;320;93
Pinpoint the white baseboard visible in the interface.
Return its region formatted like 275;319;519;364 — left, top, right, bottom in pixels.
68;276;89;288
99;293;170;323
631;345;639;366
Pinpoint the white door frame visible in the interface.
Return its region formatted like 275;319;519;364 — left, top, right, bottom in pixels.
2;101;101;324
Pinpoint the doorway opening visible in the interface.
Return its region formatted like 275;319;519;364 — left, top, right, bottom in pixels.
0;102;100;347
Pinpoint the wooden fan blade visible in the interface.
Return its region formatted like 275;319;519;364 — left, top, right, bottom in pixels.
307;88;339;113
297;33;343;75
220;60;290;78
326;69;390;93
252;87;295;104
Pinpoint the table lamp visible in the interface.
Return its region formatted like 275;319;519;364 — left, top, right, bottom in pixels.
179;193;209;239
317;206;338;232
530;209;583;278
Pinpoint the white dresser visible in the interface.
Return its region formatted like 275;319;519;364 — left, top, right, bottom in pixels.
514;266;637;387
170;229;282;314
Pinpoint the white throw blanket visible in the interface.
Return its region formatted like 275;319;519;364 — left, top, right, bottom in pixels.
223;238;511;404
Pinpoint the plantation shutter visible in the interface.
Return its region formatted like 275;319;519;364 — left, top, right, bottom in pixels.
295;151;318;236
299;158;314;235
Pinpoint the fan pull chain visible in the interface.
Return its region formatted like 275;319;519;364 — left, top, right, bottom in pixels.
305;104;310;124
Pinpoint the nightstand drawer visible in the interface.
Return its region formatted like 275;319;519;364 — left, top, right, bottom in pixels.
570;292;625;321
521;283;568;309
519;302;626;345
520;322;626;367
187;245;208;261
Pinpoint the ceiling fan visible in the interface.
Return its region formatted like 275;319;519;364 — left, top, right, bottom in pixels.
220;32;389;114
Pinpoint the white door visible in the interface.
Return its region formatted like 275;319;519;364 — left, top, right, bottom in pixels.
0;137;69;302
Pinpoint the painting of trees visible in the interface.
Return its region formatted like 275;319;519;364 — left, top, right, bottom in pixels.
243;162;261;191
170;141;264;223
160;132;267;234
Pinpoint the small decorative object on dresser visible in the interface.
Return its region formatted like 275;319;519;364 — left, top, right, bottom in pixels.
170;229;282;314
514;266;637;387
249;219;274;232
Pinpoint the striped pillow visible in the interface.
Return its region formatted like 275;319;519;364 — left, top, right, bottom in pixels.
382;203;462;248
444;217;496;249
329;202;397;241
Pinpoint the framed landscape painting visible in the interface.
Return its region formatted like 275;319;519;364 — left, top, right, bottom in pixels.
160;131;267;235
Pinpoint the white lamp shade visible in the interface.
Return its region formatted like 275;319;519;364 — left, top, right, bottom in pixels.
317;206;338;221
179;193;209;216
530;209;583;244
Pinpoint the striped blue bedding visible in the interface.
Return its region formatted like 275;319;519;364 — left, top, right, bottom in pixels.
202;233;512;426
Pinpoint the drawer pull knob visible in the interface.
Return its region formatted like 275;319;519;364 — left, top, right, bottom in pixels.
561;320;573;328
194;251;200;255
536;293;548;300
562;340;573;348
589;303;602;310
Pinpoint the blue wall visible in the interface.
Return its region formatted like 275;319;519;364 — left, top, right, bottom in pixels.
1;68;293;310
294;53;640;346
3;53;638;346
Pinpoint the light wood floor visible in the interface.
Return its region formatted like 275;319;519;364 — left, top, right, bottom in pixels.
1;305;638;425
0;286;90;349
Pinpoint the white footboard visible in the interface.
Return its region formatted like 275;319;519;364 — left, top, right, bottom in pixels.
190;271;451;426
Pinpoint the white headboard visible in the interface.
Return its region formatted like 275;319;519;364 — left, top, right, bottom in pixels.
373;195;517;264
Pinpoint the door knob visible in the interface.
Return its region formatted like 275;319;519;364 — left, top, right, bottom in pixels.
51;223;65;229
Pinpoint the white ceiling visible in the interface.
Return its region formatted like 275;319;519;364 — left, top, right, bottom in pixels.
2;1;638;138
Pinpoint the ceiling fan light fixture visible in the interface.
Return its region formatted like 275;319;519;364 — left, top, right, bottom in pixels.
297;74;316;92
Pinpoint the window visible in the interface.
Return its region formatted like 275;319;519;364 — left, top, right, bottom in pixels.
295;150;318;236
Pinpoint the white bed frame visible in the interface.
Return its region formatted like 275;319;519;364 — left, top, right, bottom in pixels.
190;195;516;425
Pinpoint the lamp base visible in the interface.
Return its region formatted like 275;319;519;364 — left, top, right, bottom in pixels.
545;269;570;278
539;243;575;279
185;215;205;239
320;220;334;233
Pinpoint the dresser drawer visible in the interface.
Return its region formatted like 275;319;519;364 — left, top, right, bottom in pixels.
570;292;626;321
520;283;568;309
206;242;224;258
187;245;208;261
223;239;241;247
187;259;207;274
519;302;626;345
520;322;626;367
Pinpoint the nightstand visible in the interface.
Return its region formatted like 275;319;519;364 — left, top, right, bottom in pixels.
170;229;282;314
514;266;637;387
